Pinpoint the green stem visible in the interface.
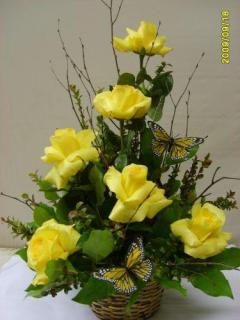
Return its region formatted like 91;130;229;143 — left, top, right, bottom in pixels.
120;120;125;151
139;54;144;70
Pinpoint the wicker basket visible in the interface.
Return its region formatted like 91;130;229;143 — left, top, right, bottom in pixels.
91;281;164;320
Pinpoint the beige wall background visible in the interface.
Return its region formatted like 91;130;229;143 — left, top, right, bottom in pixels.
0;0;240;247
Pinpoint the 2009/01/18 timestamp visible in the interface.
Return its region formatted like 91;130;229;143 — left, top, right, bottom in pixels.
221;10;230;64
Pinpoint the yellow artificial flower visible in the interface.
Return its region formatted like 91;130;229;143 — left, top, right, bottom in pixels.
104;164;172;223
113;21;173;56
27;219;80;285
171;203;231;259
41;128;99;189
93;85;151;120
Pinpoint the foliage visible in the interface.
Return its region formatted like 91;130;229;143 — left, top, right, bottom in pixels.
211;191;238;210
1;10;240;310
190;267;233;298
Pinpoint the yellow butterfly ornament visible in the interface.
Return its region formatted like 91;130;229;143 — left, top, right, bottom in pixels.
93;237;152;294
148;121;204;161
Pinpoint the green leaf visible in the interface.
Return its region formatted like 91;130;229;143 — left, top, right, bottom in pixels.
96;116;121;160
136;68;152;84
153;201;187;237
114;152;128;171
73;277;115;304
190;268;233;299
151;73;173;96
147;95;165;121
140;127;160;170
38;180;59;201
16;247;27;262
164;179;181;197
158;278;187;296
33;203;55;226
55;198;70;224
89;164;106;206
77;231;90;249
117;73;135;86
209;247;240;270
25;284;47;298
82;229;115;262
45;260;65;282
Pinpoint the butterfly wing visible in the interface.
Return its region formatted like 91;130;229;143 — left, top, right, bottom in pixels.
94;268;126;284
148;121;170;142
94;267;137;294
175;137;204;149
152;140;167;157
126;237;144;269
170;144;190;161
148;121;170;157
114;273;137;294
131;259;152;282
170;137;204;161
126;238;153;283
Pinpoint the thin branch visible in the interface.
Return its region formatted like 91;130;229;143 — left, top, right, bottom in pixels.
145;20;161;68
0;192;34;211
113;0;124;25
100;0;121;76
65;56;83;127
57;18;95;127
57;19;93;108
170;52;205;136
108;118;120;130
99;0;110;8
57;19;88;83
79;37;96;94
212;166;221;183
49;60;68;91
185;90;191;136
195;166;240;202
110;0;120;76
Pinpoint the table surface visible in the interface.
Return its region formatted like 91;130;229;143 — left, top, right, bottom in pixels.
0;255;239;320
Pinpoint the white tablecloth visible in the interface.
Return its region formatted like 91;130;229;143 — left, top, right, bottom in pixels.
0;256;239;320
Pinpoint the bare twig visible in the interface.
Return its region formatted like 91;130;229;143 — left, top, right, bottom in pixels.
212;166;221;183
185;90;191;136
57;19;88;83
65;57;83;127
113;0;124;25
108;118;120;130
49;60;68;91
57;19;95;127
79;37;96;94
100;0;122;76
145;20;161;68
57;19;93;109
110;0;120;76
170;52;205;136
99;0;110;8
194;166;240;202
0;192;34;211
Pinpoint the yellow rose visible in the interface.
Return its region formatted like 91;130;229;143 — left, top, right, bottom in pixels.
27;219;80;285
171;203;231;259
104;164;172;223
93;85;151;120
41;128;99;189
113;21;173;56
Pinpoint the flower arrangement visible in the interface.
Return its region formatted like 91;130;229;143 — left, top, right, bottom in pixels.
2;2;240;319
